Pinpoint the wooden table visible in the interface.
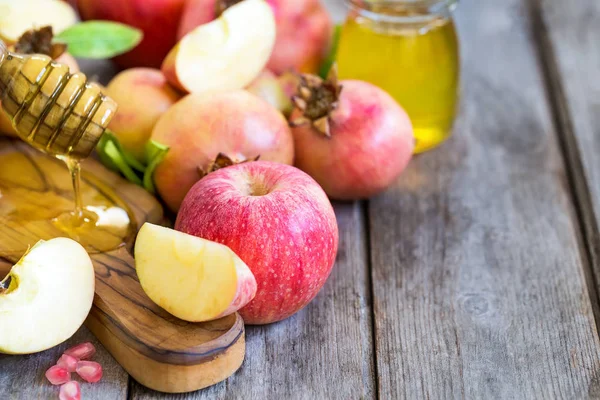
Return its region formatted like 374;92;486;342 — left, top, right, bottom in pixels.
3;0;600;398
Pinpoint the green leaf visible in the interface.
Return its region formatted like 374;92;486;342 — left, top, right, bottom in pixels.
143;140;169;194
319;24;342;79
104;130;146;172
102;140;143;185
96;133;120;172
55;21;143;59
96;131;144;186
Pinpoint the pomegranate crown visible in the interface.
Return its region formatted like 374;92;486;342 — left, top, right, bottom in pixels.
14;26;66;59
290;66;343;138
198;153;260;178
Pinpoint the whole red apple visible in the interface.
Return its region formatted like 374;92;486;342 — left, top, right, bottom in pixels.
175;161;339;325
77;0;187;69
178;0;332;74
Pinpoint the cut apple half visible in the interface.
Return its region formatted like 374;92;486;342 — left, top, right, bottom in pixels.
0;238;95;355
135;223;257;322
161;0;276;94
0;0;78;44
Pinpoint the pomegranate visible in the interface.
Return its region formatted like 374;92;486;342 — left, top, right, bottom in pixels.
151;90;294;211
76;361;103;383
59;381;81;400
178;0;332;74
289;68;415;199
63;342;96;360
57;354;78;372
45;365;71;385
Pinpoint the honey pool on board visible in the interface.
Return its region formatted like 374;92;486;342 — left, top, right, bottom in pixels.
0;141;134;258
337;12;460;153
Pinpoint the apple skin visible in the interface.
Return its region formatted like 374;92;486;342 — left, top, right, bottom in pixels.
177;0;332;74
291;80;414;200
106;68;181;163
76;0;187;69
151;90;294;212
175;161;339;325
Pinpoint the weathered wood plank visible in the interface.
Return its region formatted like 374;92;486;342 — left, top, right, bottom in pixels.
536;0;600;310
129;203;375;399
368;0;600;398
0;327;128;400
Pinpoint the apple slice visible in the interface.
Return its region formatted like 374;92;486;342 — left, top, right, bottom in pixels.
135;223;257;322
0;238;95;354
0;0;78;44
161;0;276;94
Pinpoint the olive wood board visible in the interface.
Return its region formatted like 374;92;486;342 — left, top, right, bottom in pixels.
0;138;245;394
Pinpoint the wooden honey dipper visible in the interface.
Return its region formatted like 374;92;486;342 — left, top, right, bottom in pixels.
0;40;117;159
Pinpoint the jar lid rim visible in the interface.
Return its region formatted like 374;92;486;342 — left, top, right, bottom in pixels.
346;0;458;18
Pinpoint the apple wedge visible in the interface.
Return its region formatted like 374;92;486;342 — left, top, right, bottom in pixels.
0;238;95;355
0;0;78;44
135;223;257;322
161;0;276;94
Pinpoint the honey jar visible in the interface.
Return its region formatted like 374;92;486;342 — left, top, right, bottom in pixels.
337;0;460;153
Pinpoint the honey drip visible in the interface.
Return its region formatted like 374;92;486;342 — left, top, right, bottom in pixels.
337;7;460;153
0;42;132;253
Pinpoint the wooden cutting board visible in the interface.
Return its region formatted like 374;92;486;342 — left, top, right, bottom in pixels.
0;138;245;394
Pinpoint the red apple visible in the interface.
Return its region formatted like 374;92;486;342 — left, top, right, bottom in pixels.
76;0;187;69
175;161;339;325
177;0;332;74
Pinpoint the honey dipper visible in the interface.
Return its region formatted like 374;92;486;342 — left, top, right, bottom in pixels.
0;40;117;159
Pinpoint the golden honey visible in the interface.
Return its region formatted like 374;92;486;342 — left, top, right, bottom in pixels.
0;143;135;257
337;1;460;153
0;41;130;251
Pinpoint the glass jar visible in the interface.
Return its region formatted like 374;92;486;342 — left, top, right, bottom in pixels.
336;0;460;153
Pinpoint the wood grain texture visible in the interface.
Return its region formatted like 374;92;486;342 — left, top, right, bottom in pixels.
368;0;600;398
129;203;376;399
535;0;600;316
0;139;246;395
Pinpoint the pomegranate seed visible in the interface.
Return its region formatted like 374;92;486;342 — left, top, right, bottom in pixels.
59;381;81;400
45;365;70;385
64;342;96;360
76;361;103;383
57;354;78;372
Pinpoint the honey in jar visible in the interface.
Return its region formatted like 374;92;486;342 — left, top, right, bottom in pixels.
337;0;460;153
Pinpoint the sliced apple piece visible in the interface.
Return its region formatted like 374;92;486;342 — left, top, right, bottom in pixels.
161;0;276;94
0;238;95;355
135;223;257;322
0;0;78;44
